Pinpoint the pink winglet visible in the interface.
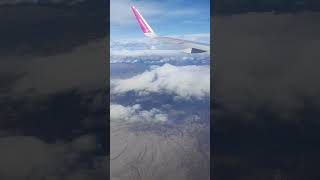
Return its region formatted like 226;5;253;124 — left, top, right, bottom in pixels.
131;6;152;33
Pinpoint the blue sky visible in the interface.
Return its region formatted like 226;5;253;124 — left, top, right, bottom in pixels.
110;0;210;40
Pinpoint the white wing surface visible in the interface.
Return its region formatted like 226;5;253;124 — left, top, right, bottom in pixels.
131;6;210;54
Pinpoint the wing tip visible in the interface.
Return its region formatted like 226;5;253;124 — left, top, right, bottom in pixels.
130;5;156;34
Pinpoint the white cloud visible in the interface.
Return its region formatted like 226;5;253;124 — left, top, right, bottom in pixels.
110;104;168;123
166;33;210;43
110;36;210;64
110;49;209;65
110;47;210;64
110;33;210;51
111;64;210;99
111;49;187;57
110;38;151;50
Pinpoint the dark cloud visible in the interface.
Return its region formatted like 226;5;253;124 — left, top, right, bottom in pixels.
214;12;320;113
0;0;86;6
0;87;108;178
0;0;107;57
10;40;108;96
0;89;107;144
213;12;320;179
0;1;109;178
0;135;107;180
0;39;109;145
214;0;320;15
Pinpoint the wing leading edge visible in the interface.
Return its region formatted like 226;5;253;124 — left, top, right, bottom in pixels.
130;6;210;53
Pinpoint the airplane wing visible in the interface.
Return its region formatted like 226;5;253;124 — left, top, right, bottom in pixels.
131;6;210;54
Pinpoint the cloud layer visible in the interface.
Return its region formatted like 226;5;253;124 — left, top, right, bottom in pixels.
111;50;209;65
215;12;320;113
0;0;107;57
0;0;85;5
111;104;168;123
0;135;105;180
111;64;210;99
213;12;320;179
110;33;210;50
7;40;107;96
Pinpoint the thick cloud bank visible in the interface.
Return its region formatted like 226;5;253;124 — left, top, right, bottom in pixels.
0;135;105;180
7;40;107;96
215;12;320;113
110;34;210;65
111;64;210;99
111;50;209;64
111;104;168;123
0;0;85;5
